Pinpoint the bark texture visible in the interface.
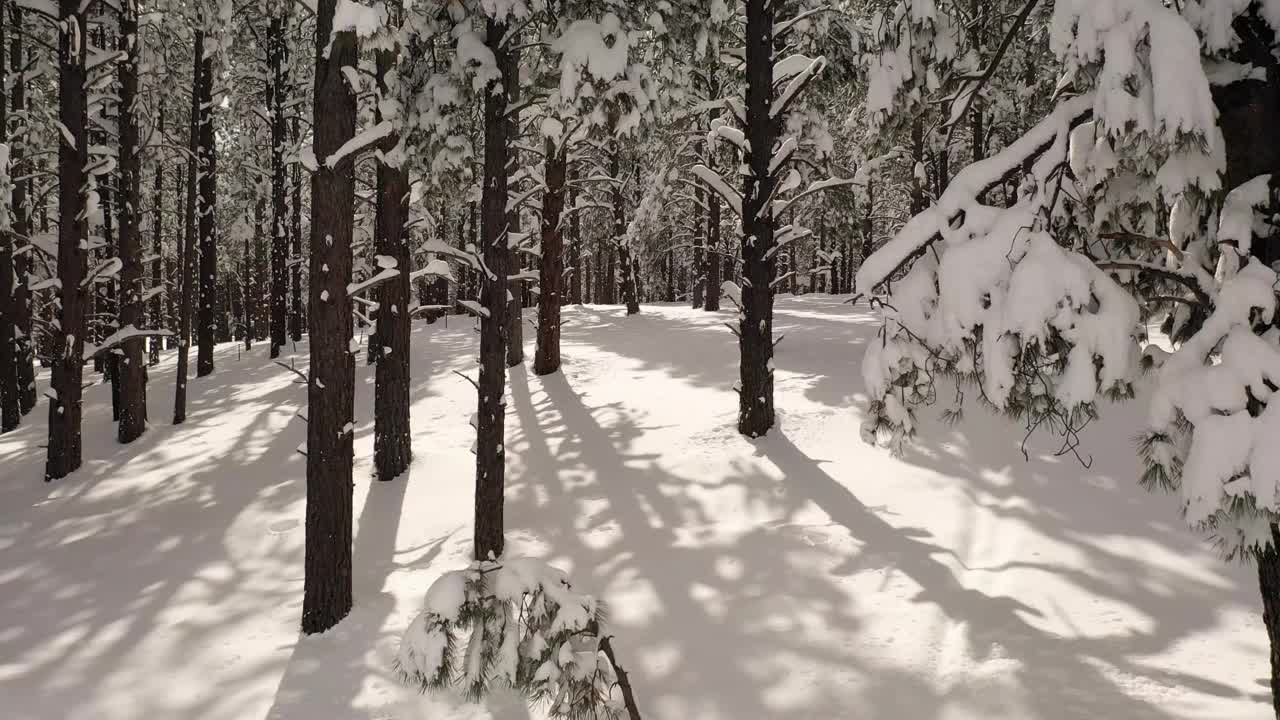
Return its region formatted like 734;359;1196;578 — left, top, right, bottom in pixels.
45;0;89;480
737;0;777;438
474;16;514;561
302;0;358;635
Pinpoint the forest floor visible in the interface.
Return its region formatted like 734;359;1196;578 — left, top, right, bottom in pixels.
0;295;1270;720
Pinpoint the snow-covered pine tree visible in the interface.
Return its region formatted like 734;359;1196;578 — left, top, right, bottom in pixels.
855;1;1280;711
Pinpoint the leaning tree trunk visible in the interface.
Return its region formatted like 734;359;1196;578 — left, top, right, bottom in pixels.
116;0;147;443
269;11;288;358
195;42;217;378
474;15;513;561
173;37;201;426
1;4;16;433
737;0;777;438
46;0;89;480
302;0;358;635
371;33;412;482
534;136;567;375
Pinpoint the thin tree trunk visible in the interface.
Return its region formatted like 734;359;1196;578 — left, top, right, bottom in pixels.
372;31;412;482
302;0;358;635
173;35;201;426
691;184;705;309
504;42;523;368
610;146;640;315
269;12;288;357
117;0;146;443
196;42;217;377
737;0;777;438
149;97;165;366
1;4;16;433
569;165;581;305
11;5;33;415
474;15;513;561
290;114;303;342
534;136;566;375
704;165;721;311
46;0;89;479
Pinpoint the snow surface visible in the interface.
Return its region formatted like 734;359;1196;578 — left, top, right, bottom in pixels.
0;296;1270;719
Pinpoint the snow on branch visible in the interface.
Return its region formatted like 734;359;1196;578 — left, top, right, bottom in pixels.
346;267;399;297
690;164;742;216
325;120;393;169
770;55;825;120
394;558;636;719
856;92;1095;293
82;325;173;361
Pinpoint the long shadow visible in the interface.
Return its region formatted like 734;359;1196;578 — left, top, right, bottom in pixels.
757;430;1260;718
503;369;954;718
264;470;431;720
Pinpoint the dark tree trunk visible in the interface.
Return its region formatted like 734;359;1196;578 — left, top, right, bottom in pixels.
505;43;523;368
569;166;582;305
11;5;33;415
534;137;566;375
242;237;253;349
196;44;217;378
737;0;777;438
1;4;15;433
593;243;603;304
174;35;201;426
269;12;288;357
474;16;513;561
302;0;358;636
117;0;147;443
290;114;304;342
910;117;926;214
372;34;412;482
609;146;640;315
704;167;721;311
149;98;165;366
859;180;875;268
46;0;89;479
604;243;616;305
692;184;705;308
1258;525;1280;719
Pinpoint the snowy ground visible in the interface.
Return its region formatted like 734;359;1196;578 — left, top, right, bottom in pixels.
0;295;1270;720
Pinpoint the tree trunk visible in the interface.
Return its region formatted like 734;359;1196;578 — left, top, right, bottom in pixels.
11;5;33;415
46;0;89;479
737;0;777;438
290;114;304;342
174;34;201;426
691;184;705;309
704;163;722;311
196;43;217;378
569;166;582;305
116;0;146;443
474;15;513;561
534;137;566;375
504;42;523;369
610;147;640;315
1;4;16;433
269;12;288;357
302;0;358;635
860;180;875;269
1258;525;1280;719
149;97;165;367
372;36;412;482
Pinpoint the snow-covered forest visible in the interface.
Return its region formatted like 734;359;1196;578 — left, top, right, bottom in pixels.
3;0;1280;717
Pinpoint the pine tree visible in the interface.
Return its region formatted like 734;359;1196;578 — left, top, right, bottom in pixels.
301;0;358;635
